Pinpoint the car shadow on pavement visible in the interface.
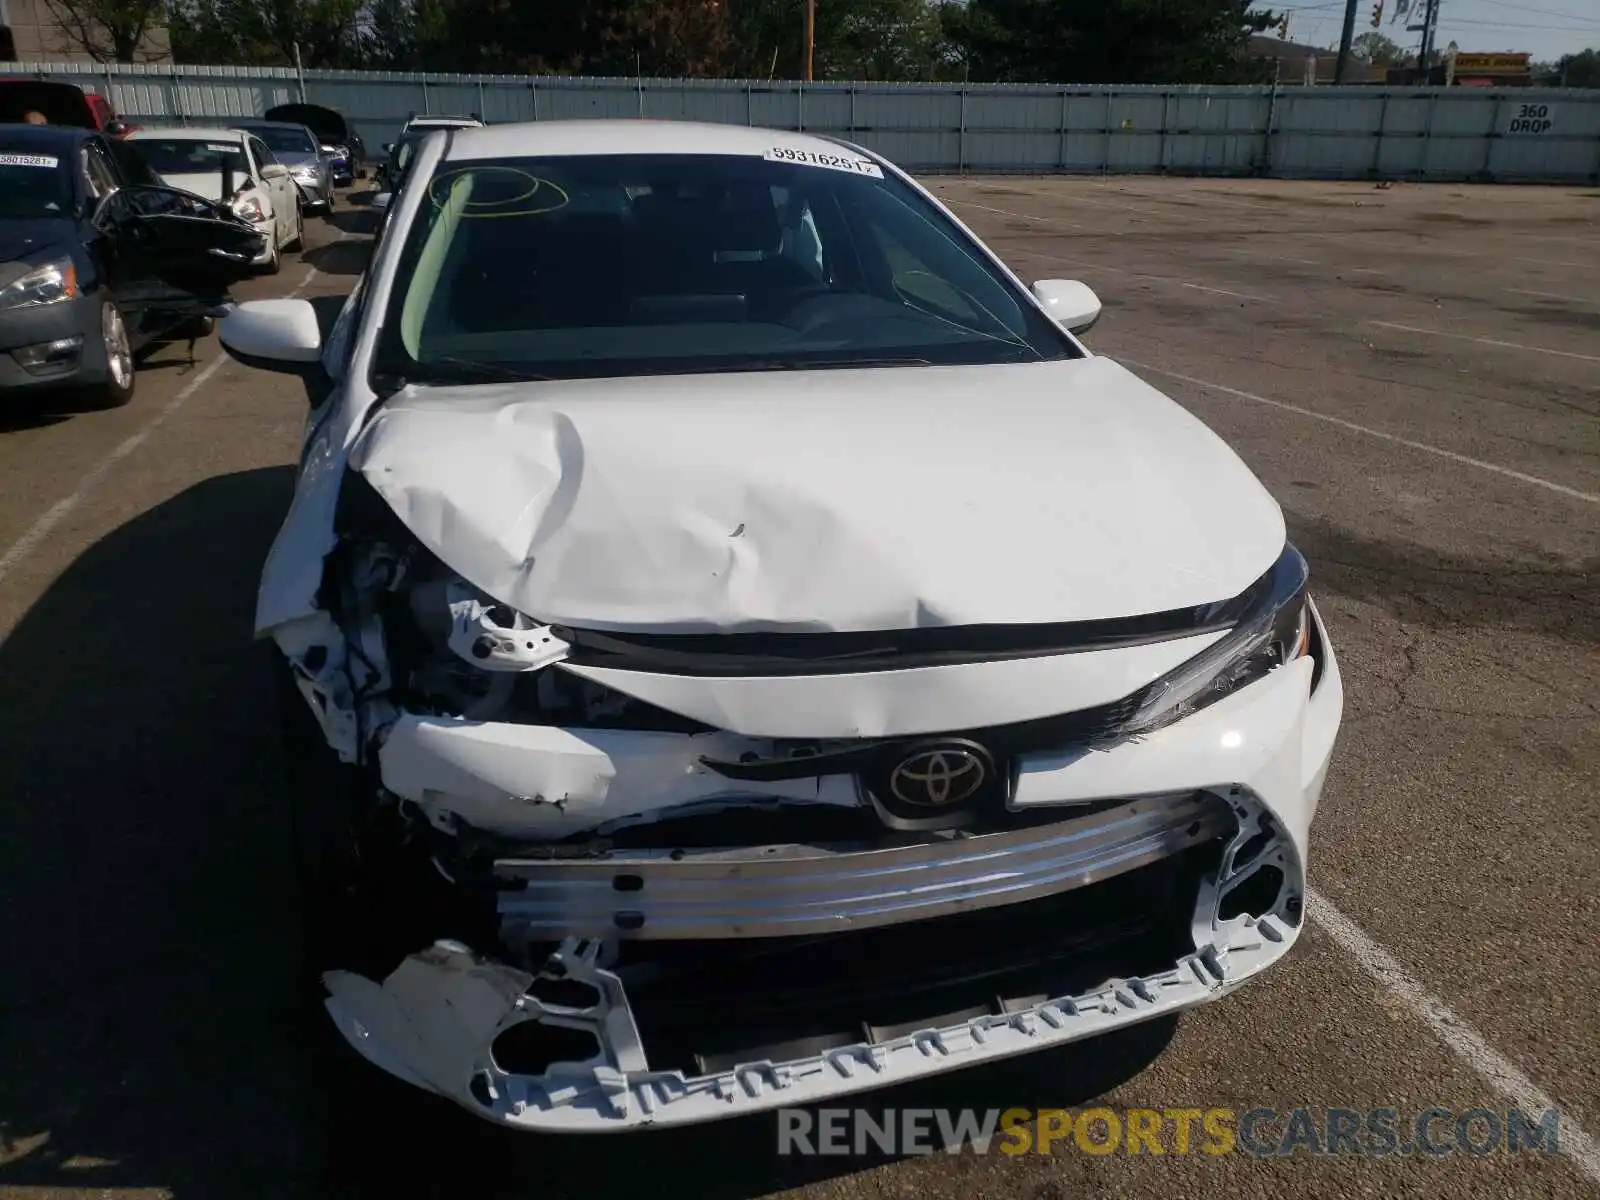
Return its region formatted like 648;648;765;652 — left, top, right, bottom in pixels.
325;207;379;237
0;465;323;1195
0;464;1175;1197
0;397;72;431
304;239;373;277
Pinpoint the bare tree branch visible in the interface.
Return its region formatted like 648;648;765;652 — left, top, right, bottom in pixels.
39;0;166;62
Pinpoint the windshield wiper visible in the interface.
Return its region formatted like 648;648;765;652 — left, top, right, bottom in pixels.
379;357;559;388
657;356;935;376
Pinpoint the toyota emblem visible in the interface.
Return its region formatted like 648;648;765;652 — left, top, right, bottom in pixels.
889;745;988;808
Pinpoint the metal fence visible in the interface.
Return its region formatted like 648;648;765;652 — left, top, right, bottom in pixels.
6;60;1599;183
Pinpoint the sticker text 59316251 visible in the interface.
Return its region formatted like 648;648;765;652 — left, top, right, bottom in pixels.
0;154;60;168
764;146;884;178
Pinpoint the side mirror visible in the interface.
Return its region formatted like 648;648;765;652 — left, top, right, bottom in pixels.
381;142;394;154
219;298;323;372
1031;279;1102;335
370;191;391;213
260;163;290;180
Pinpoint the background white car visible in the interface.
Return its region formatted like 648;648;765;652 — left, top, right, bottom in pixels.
127;127;304;274
219;119;1343;1134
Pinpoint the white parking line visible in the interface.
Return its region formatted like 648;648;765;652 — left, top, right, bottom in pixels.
1247;252;1321;266
1370;321;1600;364
1086;183;1284;214
1118;358;1600;505
1511;255;1589;269
1016;246;1273;305
952;188;1591;274
1509;287;1596;306
1003;184;1169;219
0;261;326;592
951;198;1299;303
946;199;1090;229
1181;282;1268;302
1309;889;1600;1186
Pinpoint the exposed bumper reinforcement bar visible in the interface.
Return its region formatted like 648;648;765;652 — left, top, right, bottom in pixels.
494;791;1233;942
323;786;1307;1132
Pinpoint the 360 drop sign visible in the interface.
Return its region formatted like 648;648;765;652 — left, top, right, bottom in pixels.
1506;103;1554;135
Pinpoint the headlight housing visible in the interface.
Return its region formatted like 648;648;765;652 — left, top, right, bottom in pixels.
0;258;77;311
1122;544;1311;736
232;196;267;223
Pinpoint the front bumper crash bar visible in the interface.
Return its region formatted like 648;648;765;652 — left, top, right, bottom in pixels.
495;792;1233;942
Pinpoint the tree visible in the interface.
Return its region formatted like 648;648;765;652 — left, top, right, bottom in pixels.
38;0;167;62
1351;31;1400;66
358;0;450;70
722;0;954;80
602;0;734;76
944;0;1280;85
170;0;366;67
825;0;950;79
1556;47;1600;88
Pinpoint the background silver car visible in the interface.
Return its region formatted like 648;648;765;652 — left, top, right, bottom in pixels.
232;120;332;212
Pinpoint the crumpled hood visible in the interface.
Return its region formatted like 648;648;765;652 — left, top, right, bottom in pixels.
347;356;1286;633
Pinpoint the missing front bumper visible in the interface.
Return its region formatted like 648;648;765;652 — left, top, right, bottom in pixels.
494;791;1231;943
324;787;1304;1131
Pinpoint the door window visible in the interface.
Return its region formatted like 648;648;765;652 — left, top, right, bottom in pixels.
104;136;160;188
82;140;119;201
249;137;277;172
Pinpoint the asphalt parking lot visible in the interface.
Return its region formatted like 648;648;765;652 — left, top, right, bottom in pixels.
0;175;1595;1200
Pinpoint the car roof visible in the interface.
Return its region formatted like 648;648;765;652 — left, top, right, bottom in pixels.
0;122;91;150
129;126;248;141
442;119;860;163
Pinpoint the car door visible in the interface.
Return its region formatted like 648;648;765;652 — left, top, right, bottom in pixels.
248;135;294;244
90;158;267;308
78;138;133;315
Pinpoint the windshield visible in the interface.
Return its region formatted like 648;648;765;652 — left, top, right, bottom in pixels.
133;137;249;178
250;126;316;155
371;152;1076;386
0;150;73;219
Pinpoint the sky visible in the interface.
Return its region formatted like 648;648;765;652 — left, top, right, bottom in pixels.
1270;0;1600;62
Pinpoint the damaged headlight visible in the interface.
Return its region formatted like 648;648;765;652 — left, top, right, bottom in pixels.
1122;544;1310;736
0;258;77;310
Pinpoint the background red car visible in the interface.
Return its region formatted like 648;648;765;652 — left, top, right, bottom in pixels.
0;78;138;136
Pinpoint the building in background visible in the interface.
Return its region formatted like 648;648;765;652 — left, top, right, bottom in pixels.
1447;51;1532;87
1245;35;1389;85
1385;51;1533;86
0;0;173;63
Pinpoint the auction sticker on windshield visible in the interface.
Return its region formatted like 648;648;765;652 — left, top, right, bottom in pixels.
764;146;884;177
0;154;59;168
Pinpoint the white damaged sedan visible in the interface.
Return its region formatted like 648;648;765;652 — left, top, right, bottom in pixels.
220;119;1343;1131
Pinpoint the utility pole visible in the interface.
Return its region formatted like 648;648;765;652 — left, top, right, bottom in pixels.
804;0;816;82
1334;0;1360;84
1417;0;1440;81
